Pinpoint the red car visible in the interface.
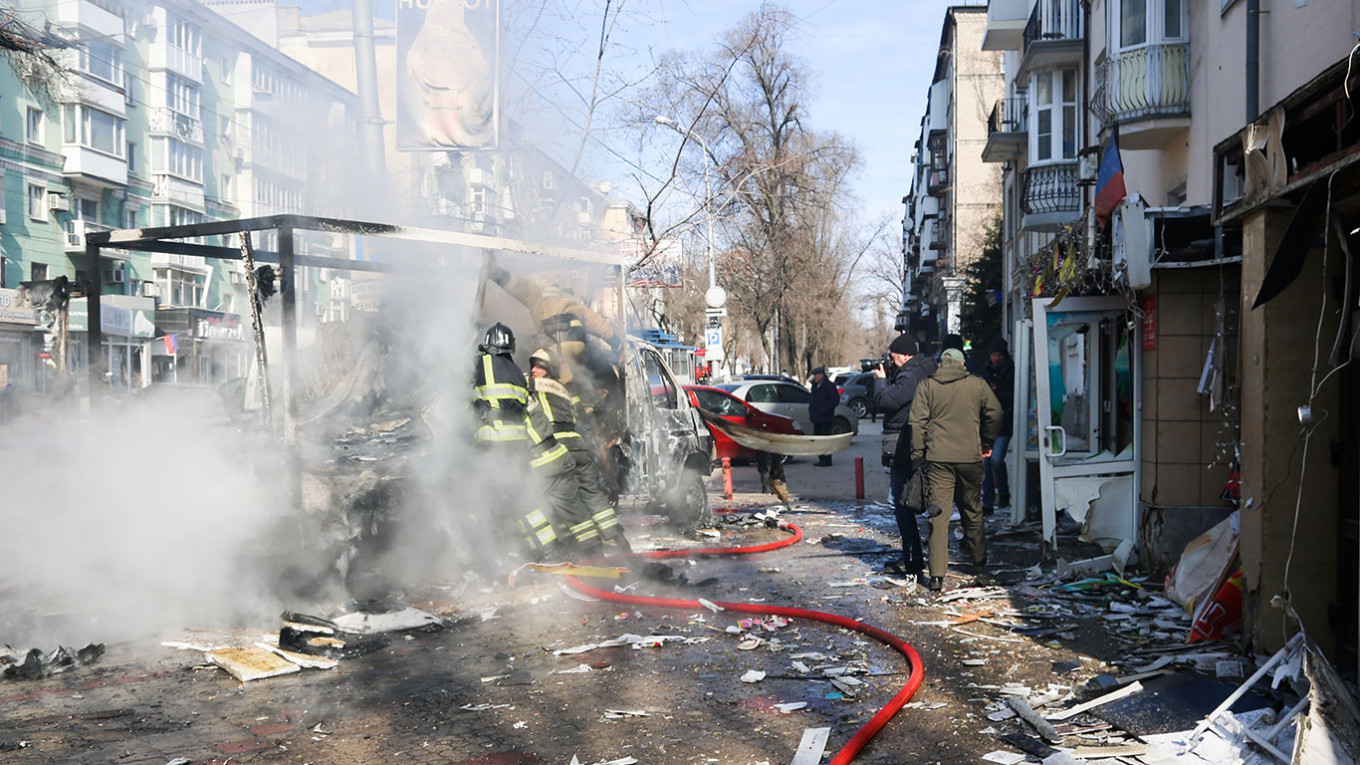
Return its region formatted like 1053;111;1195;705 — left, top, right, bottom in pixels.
684;385;804;462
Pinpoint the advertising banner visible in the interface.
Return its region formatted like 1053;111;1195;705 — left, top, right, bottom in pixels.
396;0;500;151
621;238;683;288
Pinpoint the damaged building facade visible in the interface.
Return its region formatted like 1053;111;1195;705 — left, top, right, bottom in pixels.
0;0;362;394
933;0;1360;672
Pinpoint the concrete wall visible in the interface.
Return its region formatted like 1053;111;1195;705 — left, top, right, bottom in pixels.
1238;207;1343;653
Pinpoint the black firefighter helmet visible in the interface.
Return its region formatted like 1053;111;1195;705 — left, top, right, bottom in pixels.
479;322;515;355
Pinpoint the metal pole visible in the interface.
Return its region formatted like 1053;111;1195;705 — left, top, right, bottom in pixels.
278;226;298;448
352;0;387;204
85;242;104;404
1246;0;1260;122
239;233;273;431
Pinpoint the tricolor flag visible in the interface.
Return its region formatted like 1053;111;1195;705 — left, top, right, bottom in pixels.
1093;127;1127;228
163;334;178;354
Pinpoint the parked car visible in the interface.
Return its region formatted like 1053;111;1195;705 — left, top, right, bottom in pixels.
713;379;859;436
837;371;880;419
684;384;804;462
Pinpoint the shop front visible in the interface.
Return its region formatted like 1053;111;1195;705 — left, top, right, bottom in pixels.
69;295;157;393
0;287;40;418
153;308;249;386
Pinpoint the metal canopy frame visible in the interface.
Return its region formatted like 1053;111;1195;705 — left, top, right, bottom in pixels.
82;213;623;443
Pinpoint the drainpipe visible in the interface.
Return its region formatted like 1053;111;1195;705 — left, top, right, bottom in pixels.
1246;0;1260;121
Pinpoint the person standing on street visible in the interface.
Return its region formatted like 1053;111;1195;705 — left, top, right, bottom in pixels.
872;334;936;578
982;337;1015;514
473;323;561;561
809;366;839;467
909;347;1003;592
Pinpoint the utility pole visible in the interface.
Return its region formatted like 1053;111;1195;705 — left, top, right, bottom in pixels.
352;0;387;207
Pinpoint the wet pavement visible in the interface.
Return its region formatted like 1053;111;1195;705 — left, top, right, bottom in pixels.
2;422;1217;765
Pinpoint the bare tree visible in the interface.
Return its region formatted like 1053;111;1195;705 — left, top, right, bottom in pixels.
0;8;73;105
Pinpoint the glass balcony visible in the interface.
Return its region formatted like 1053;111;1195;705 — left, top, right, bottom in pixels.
927;165;950;196
984;95;1029;163
1021;161;1081;230
1093;43;1191;148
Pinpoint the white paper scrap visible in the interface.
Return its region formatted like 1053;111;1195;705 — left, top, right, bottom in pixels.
698;598;725;613
775;702;808;713
790;727;832;765
741;670;767;683
982;751;1027;764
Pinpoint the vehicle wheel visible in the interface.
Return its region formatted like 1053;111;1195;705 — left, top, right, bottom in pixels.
849;398;869;419
832;416;853;435
666;468;711;532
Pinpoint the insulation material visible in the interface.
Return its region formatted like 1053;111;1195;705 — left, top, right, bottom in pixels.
206;646;302;682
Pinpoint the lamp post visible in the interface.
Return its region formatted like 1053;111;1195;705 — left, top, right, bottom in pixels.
655;115;726;375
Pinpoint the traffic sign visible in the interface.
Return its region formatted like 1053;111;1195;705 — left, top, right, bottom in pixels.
704;326;724;362
705;307;727;318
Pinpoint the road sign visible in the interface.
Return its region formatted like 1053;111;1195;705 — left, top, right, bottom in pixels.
705;307;727;318
704;326;724;362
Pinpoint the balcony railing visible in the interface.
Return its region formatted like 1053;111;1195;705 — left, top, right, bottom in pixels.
927;166;949;196
1023;0;1083;53
1093;43;1190;125
148;107;204;145
988;95;1029;136
1021;162;1080;215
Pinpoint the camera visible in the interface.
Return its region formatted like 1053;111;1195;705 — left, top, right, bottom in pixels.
860;353;895;373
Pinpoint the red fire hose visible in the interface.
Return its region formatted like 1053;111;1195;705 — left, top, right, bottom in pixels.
565;522;925;765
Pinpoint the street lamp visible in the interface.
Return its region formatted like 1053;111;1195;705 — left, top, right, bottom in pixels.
656;114;727;377
654;115;724;312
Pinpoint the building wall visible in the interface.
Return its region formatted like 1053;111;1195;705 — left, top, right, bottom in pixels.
950;10;1003;278
1139;267;1238;511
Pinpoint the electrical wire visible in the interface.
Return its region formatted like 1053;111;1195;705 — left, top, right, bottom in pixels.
566;522;926;765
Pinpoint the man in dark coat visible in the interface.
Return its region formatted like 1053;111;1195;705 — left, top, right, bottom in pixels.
808;367;839;466
872;334;936;577
909;348;1003;592
982;337;1015;512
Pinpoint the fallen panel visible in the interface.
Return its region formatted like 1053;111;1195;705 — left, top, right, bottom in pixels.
330;606;446;634
790;727;831;765
1092;671;1270;736
207;646;302;682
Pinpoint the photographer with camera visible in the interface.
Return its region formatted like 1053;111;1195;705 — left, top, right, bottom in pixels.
871;334;937;578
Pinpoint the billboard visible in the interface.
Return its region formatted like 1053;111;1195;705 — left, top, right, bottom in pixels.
396;0;500;151
620;238;683;288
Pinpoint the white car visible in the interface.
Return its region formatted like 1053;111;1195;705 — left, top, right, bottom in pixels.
714;378;859;437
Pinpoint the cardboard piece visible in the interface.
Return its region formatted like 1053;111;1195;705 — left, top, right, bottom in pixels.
206;646;302;682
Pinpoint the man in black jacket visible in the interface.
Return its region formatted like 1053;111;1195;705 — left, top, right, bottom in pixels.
871;334;936;577
982;337;1015;513
808;367;840;466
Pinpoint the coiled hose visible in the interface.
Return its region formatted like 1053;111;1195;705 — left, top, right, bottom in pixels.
565;522;925;765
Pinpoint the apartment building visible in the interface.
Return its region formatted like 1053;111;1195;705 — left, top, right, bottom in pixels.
981;0;1360;668
902;6;1003;344
0;0;360;395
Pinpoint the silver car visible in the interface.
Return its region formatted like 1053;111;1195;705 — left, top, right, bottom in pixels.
714;379;859;437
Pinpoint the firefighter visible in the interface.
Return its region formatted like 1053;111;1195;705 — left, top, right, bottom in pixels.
529;348;633;554
488;261;622;385
472;323;561;561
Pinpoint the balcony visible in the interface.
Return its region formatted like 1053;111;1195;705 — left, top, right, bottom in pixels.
65;220;112;252
983;0;1030;51
149;42;202;83
927;165;950;196
152;175;206;210
983;95;1029;163
1092;43;1190;149
1020;161;1081;230
62;146;127;188
1019;0;1083;80
148;107;204;145
56;0;123;40
928;218;947;251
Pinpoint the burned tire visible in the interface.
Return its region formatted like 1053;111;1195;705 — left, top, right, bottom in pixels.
832;416;853;435
666;468;711;532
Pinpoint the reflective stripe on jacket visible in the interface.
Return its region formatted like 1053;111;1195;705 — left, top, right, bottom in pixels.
474;353;529;444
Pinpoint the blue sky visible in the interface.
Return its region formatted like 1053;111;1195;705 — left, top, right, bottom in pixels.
292;0;972;222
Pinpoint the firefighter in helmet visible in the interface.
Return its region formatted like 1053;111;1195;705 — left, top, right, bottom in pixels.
529;348;632;554
473;322;561;560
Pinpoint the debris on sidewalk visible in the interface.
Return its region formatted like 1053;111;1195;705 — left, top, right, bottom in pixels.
741;669;767;683
1;643;105;680
206;646;302;682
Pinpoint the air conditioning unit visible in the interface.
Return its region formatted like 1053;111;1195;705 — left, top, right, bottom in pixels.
108;267;126;284
229;270;245;285
48;193;70;212
0;209;7;225
141;281;160;298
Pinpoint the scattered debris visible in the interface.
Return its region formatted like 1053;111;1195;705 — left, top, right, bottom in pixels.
2;644;105;680
1005;696;1062;743
789;727;831;765
741;670;767;683
206;646;302;682
603;709;650;718
774;702;808;713
329;606;447;634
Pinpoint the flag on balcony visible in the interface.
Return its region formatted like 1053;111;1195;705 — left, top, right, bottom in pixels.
1094;127;1127;227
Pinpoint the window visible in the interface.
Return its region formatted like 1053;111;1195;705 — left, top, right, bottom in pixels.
776;384;811;404
641;350;678;409
221;174;233;199
127;141;137;173
1115;0;1184;49
746;384;779;404
26;108;43;144
79;39;123;84
220;55;233;84
169;17;202;58
693;388;746;417
151;137;203;182
1031;70;1078;163
219;115;230;140
166;74;200;120
62;105;126;157
75;197;98;223
31;263;47;281
125;207;139;229
124;72;136;105
27;184;45;220
154;266;205;307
